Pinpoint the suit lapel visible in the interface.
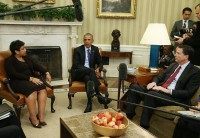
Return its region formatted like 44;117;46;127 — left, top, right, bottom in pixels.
178;20;183;30
90;46;95;67
188;20;193;27
81;45;85;62
177;63;192;83
80;45;86;65
161;64;178;84
167;64;179;78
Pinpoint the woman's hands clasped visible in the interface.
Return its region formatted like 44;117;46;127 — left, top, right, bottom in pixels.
146;82;172;94
30;77;43;85
45;72;52;82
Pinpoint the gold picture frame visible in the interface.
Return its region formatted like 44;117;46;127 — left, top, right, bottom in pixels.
97;0;137;18
12;0;55;4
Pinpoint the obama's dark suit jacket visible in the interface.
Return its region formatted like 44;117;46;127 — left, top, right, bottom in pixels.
71;45;103;92
71;45;102;71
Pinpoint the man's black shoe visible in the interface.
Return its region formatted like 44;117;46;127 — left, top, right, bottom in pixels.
97;94;111;105
84;104;92;113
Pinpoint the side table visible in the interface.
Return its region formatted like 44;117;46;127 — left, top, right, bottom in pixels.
101;51;133;64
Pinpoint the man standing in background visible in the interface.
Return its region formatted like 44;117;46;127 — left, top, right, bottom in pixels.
195;3;200;20
176;4;200;66
173;4;200;138
170;7;194;39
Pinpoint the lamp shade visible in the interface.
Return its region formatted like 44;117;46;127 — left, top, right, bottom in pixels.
140;23;171;45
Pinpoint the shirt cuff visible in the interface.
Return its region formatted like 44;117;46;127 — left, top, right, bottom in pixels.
169;89;172;95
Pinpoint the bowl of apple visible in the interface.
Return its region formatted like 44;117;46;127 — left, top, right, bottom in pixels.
91;111;129;137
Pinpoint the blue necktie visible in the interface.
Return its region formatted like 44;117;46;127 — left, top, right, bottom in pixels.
87;49;91;65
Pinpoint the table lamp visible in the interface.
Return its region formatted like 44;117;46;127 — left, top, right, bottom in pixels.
140;23;171;67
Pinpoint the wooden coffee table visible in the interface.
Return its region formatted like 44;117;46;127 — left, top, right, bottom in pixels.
60;108;156;138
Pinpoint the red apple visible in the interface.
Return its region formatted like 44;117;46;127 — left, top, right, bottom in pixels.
92;116;99;122
116;120;122;126
108;121;115;127
94;118;103;125
115;112;124;120
101;117;108;126
111;117;116;122
104;111;112;122
97;113;105;119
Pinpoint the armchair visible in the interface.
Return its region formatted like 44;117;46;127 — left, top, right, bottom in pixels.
67;48;109;109
0;51;55;119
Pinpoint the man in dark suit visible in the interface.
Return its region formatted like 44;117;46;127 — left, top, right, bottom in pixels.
71;33;110;113
176;4;200;66
0;125;23;138
0;106;26;138
170;7;194;39
125;45;200;129
173;114;200;138
195;3;200;20
172;4;200;138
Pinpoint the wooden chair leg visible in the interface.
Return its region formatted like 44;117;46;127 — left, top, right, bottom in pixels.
13;105;22;120
0;98;3;104
67;92;73;109
50;95;55;113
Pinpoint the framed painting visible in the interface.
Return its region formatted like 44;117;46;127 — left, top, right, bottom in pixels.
97;0;137;18
12;0;55;4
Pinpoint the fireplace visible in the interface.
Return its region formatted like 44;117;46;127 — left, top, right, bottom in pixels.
0;20;82;85
26;46;62;81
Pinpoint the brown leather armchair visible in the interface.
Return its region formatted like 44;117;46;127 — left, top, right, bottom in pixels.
67;48;109;109
0;51;55;119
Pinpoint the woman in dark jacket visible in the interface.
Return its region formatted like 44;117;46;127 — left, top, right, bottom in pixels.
5;40;52;128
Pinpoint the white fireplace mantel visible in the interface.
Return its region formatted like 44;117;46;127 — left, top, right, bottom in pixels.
0;20;82;26
0;20;82;86
0;20;82;36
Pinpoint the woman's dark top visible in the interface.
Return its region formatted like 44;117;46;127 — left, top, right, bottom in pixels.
5;55;47;97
